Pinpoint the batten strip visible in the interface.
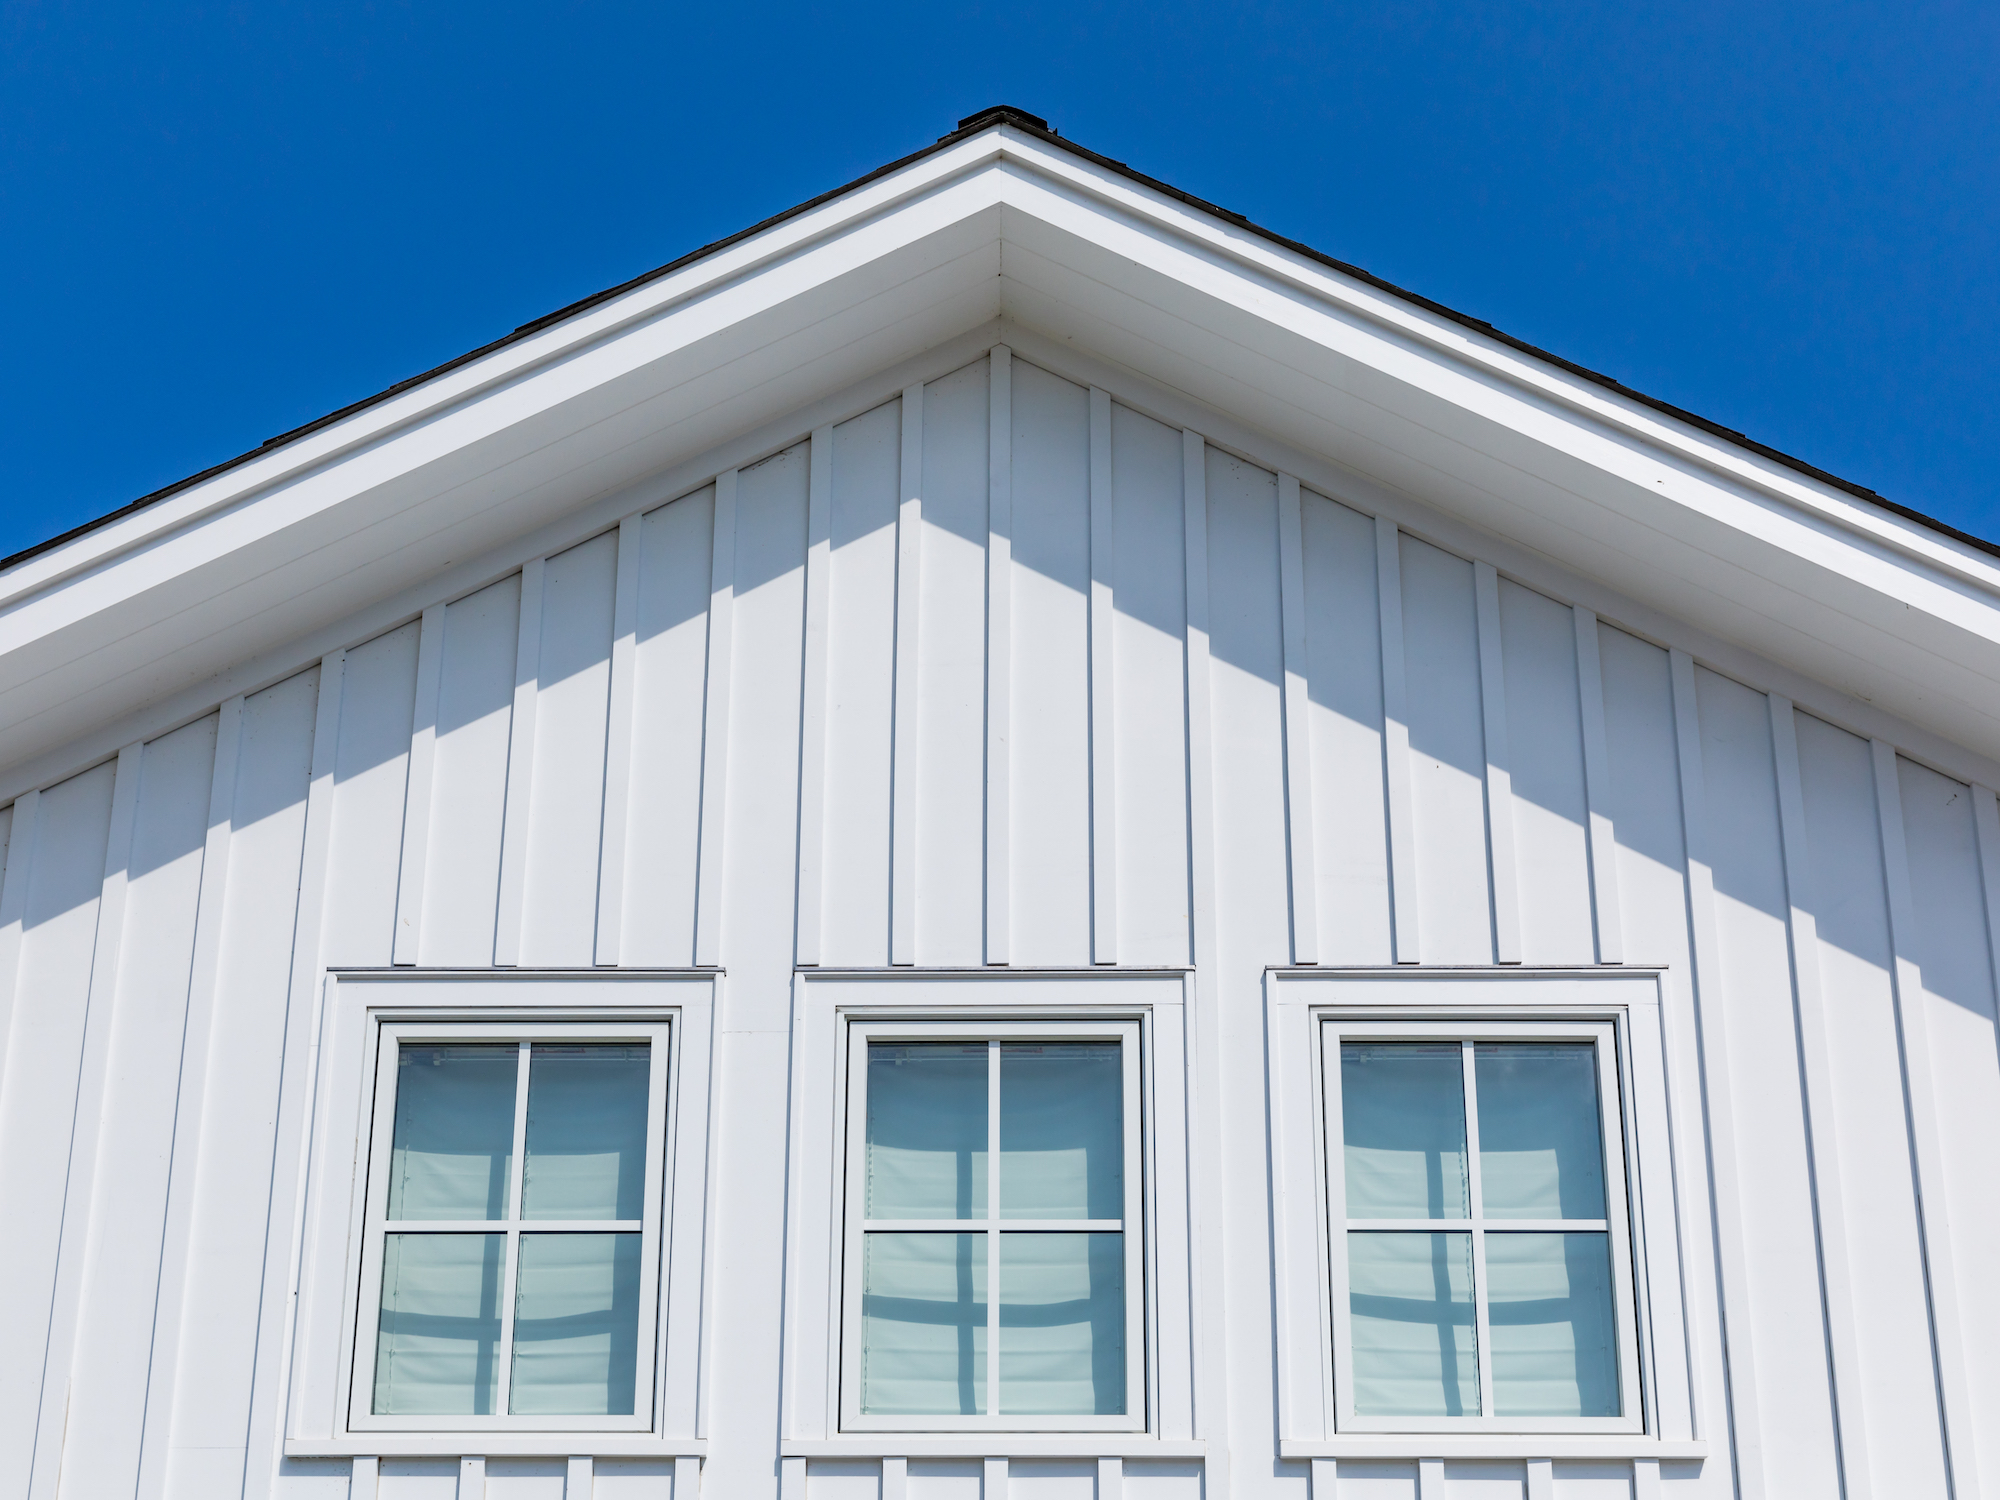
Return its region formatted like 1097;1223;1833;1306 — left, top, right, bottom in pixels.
890;384;924;966
460;1454;486;1497
986;349;1013;965
694;471;739;969
595;515;643;966
984;1456;1009;1500
1277;474;1319;965
566;1456;593;1498
494;561;544;967
391;604;444;965
1089;386;1119;964
1308;1458;1336;1500
796;426;835;967
1871;738;1983;1500
1769;698;1871;1499
882;1456;908;1500
350;1456;379;1500
1376;518;1419;963
1525;1458;1554;1500
1574;606;1625;962
1097;1456;1123;1500
1474;561;1522;964
0;787;41;1122
1974;783;2000;1033
1632;1458;1662;1500
1668;649;1766;1500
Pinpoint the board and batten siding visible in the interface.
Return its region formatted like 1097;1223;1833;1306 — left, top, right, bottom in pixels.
0;348;1995;1500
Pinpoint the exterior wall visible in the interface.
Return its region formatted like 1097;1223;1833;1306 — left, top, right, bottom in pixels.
0;345;1996;1500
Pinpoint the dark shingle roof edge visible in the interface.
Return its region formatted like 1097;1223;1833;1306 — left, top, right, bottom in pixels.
9;103;1993;573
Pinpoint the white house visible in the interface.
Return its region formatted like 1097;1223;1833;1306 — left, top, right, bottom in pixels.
3;106;1997;1500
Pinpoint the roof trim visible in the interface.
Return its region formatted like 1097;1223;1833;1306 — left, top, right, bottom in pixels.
11;103;1992;572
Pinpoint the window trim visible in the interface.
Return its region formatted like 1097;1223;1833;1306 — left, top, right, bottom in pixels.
837;1017;1147;1434
347;1018;672;1434
1321;1017;1643;1436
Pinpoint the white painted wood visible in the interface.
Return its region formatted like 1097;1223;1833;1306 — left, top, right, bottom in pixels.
983;1456;1007;1500
986;348;1013;964
881;1456;908;1500
596;514;644;965
1308;1457;1336;1500
461;1453;487;1498
1767;698;1871;1499
392;604;444;965
1096;1456;1123;1500
1417;1456;1444;1499
352;1455;380;1499
1669;648;1767;1500
1524;1456;1553;1500
1277;473;1319;965
495;559;544;967
782;1455;807;1500
677;1453;703;1499
1377;518;1419;963
796;426;834;966
0;787;39;1157
695;471;738;968
567;1454;594;1497
1979;782;2000;999
891;389;923;966
1474;561;1522;964
1871;738;1984;1500
1090;386;1119;965
1574;607;1625;962
1632;1457;1662;1500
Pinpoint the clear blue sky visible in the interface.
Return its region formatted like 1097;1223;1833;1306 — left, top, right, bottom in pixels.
4;0;1996;561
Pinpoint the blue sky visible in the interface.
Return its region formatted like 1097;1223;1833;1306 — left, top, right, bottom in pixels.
3;0;1995;561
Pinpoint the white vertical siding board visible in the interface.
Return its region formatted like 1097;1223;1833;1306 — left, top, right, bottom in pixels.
0;762;114;1500
596;513;644;965
1979;783;2000;1000
1301;492;1391;964
567;1455;594;1497
914;362;989;965
1096;1457;1123;1500
625;489;716;968
351;1455;380;1499
696;473;739;968
1668;649;1765;1499
676;1453;702;1500
1008;362;1092;967
986;348;1013;964
392;604;444;965
1416;1456;1444;1500
494;559;544;966
1872;739;1985;1500
1376;519;1419;962
782;1455;807;1500
983;1456;1007;1500
1473;562;1521;965
1109;402;1190;969
1632;1458;1662;1500
1277;472;1319;965
1574;608;1626;962
890;388;922;966
522;532;619;966
882;1456;909;1500
1524;1457;1553;1500
1308;1458;1336;1500
0;788;39;1131
796;426;835;966
28;739;141;1500
1768;698;1872;1499
322;622;419;966
1090;386;1120;964
460;1454;487;1498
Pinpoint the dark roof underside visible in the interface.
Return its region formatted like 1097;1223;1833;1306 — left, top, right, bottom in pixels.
12;104;1993;571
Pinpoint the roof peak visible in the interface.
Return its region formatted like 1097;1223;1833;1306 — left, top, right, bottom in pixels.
952;105;1052;136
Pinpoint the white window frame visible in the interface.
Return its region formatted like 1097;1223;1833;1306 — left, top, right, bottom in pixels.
838;1018;1147;1434
349;1019;671;1434
1322;1017;1642;1436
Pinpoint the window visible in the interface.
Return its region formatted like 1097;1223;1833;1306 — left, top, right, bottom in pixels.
1323;1020;1640;1434
351;1020;671;1433
840;1020;1144;1432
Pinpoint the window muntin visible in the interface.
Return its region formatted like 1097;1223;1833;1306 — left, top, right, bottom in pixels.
1324;1020;1640;1434
841;1021;1145;1432
352;1022;669;1433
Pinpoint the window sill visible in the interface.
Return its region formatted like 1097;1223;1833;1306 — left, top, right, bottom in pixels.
1279;1437;1705;1461
786;1439;1205;1459
286;1437;706;1459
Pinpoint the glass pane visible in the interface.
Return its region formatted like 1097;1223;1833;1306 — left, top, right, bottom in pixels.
866;1044;988;1220
372;1233;504;1414
522;1044;652;1221
998;1232;1125;1415
510;1233;643;1415
1486;1232;1620;1417
860;1233;986;1415
1000;1043;1122;1221
388;1045;518;1220
1347;1231;1479;1417
1339;1043;1469;1219
1474;1044;1607;1219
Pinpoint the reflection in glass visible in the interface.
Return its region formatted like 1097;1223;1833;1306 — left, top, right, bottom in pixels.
373;1233;505;1414
1485;1232;1619;1416
389;1046;518;1220
1341;1044;1469;1219
866;1045;988;1220
510;1233;643;1415
998;1232;1125;1415
1347;1232;1478;1417
860;1233;987;1415
522;1044;651;1221
1475;1044;1606;1219
1000;1043;1122;1220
